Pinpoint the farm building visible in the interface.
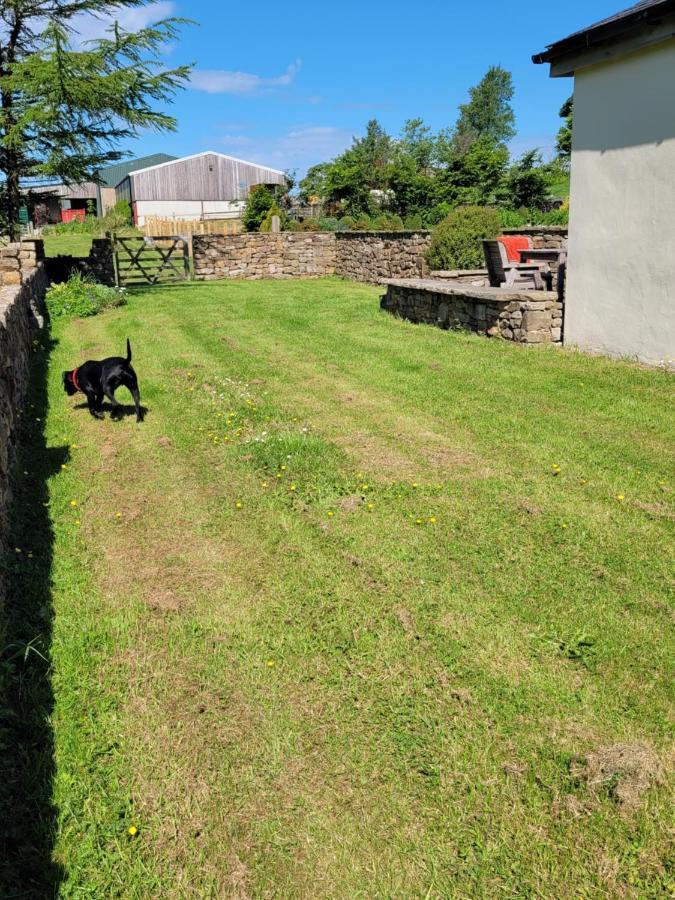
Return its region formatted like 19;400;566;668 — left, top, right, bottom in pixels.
96;153;177;217
114;151;287;226
22;153;176;224
534;0;675;365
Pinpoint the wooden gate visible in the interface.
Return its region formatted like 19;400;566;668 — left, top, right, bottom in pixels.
113;235;190;286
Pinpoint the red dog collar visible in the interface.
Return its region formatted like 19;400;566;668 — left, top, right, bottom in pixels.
72;367;81;392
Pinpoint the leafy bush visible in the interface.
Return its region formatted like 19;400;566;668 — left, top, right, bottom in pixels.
349;215;373;231
426;205;501;270
425;203;453;227
372;212;404;231
102;199;132;230
336;216;353;232
290;217;320;232
259;203;286;232
45;271;126;320
243;185;276;232
403;213;425;230
318;217;340;231
43;216;101;236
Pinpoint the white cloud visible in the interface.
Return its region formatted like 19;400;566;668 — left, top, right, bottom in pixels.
219;125;353;175
191;60;301;95
70;1;177;46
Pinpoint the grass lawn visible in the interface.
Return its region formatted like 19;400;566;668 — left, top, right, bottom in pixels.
42;232;97;258
2;278;673;897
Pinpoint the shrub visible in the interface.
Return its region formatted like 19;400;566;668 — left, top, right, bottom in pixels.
349;215;373;231
43;216;101;236
242;185;276;232
403;213;425;230
45;271;126;320
336;216;354;232
259;203;286;232
426;205;501;270
372;212;404;231
103;199;132;230
292;217;320;232
424;202;453;227
318;217;340;232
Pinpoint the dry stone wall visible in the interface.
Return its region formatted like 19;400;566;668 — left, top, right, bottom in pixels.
193;233;336;280
381;278;563;345
192;230;432;283
0;240;48;555
334;231;431;282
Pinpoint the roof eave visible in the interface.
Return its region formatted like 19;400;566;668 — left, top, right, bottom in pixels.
533;0;675;72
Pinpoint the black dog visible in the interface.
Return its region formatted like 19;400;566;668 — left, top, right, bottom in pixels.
63;338;143;422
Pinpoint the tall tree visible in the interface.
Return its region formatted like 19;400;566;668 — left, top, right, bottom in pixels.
453;66;516;152
0;1;191;237
555;96;573;166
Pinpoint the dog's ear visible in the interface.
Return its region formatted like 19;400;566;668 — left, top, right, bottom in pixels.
62;371;75;395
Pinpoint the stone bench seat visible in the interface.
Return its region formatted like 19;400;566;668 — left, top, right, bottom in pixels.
380;278;563;344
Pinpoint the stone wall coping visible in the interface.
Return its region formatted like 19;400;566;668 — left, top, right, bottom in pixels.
381;277;558;303
501;226;568;235
430;269;487;278
334;230;430;238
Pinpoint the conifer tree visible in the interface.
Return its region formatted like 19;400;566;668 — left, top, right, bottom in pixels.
0;1;192;237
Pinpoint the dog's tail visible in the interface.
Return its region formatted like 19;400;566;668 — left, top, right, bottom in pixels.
126;338;132;364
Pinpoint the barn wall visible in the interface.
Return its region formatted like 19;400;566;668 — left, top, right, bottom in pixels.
134;199;245;225
129;153;286;202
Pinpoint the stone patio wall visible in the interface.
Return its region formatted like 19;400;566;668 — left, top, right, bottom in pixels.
381;278;563;344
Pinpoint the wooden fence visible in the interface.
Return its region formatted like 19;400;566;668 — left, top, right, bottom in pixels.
141;216;242;238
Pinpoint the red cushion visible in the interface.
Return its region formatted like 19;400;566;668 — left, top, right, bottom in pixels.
498;235;530;263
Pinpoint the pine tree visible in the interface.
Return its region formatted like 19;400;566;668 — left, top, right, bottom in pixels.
0;1;192;238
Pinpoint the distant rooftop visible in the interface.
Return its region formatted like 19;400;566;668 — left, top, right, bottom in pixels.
98;154;177;187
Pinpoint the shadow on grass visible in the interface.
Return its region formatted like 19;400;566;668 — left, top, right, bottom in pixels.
0;335;68;897
73;400;149;421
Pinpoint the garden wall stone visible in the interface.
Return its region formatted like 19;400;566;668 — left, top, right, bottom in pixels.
334;231;431;282
501;226;568;250
193;233;336;280
0;240;48;558
192;231;432;283
381;278;563;345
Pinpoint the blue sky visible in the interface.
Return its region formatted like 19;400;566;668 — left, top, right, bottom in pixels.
78;0;623;177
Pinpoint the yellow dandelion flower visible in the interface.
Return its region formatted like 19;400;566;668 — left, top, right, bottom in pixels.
281;465;286;471
412;482;418;489
128;825;138;837
327;511;334;517
362;483;369;491
262;481;269;488
562;523;568;529
415;518;423;525
61;464;67;470
74;520;81;526
616;494;625;502
429;516;436;524
276;473;282;479
267;660;275;667
235;501;242;509
290;484;296;491
70;500;78;507
115;513;121;518
367;503;374;510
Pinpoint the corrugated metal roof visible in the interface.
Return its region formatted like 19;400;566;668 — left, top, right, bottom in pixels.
99;153;177;187
533;0;675;64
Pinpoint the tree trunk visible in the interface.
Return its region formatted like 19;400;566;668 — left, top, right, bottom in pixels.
5;155;21;241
